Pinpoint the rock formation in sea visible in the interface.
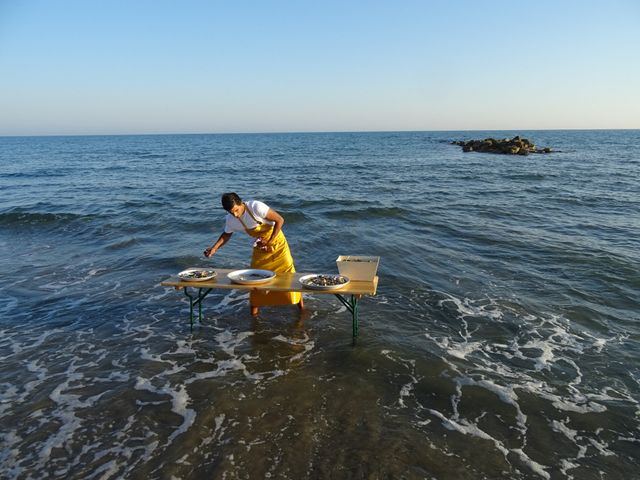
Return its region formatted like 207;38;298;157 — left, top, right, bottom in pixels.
451;136;552;155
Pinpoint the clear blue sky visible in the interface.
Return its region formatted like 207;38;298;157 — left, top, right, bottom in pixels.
1;0;639;135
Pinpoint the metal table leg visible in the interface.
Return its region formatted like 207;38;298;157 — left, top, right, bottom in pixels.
182;287;214;329
335;294;361;343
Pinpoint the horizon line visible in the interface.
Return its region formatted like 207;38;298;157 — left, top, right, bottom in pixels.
1;127;639;138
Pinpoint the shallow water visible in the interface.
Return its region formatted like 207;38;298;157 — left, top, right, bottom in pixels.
1;130;639;479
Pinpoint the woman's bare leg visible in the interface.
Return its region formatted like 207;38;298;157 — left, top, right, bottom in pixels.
298;296;304;311
251;305;259;316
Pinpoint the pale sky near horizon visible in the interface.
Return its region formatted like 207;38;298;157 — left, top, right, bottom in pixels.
1;0;639;136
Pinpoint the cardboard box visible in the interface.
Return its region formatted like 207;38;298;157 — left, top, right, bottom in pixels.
336;255;380;281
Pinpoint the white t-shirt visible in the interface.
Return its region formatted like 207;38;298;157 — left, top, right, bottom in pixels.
223;200;274;234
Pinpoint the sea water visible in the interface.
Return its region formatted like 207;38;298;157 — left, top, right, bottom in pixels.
0;130;638;479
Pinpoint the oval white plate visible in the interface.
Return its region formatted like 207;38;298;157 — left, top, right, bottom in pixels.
178;268;217;282
299;274;350;290
227;269;276;285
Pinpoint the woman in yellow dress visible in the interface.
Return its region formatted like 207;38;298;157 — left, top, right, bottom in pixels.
203;192;303;316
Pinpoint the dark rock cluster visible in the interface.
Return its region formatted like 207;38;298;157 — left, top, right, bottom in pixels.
451;136;552;155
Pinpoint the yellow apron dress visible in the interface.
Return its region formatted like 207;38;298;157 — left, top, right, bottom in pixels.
238;203;301;307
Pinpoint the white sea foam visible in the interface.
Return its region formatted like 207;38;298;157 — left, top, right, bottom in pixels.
170;339;199;355
427;408;509;455
424;296;618;413
592;338;606;352
455;376;528;432
139;347;186;377
86;458;121;480
8;360;49;408
94;370;130;383
13;329;63;355
551;419;578;442
398;377;417;408
586;436;615;457
618;435;640;443
0;383;19;411
213;413;226;441
207;290;248;313
550;417;589;468
272;333;315;362
139;347;170;362
436;291;504;322
37;362;108;471
416;291;636;476
428;407;551;479
215;329;254;356
521;338;556;371
0;430;23;480
381;350;419;408
535;389;607;414
579;330;626;354
134;377;196;446
167;384;196;444
186;358;257;382
447;340;484;360
39;264;106;290
177;327;294;384
143;287;174;303
511;448;551;480
559;459;580;478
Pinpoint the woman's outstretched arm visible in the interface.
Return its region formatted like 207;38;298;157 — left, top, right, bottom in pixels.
204;232;232;257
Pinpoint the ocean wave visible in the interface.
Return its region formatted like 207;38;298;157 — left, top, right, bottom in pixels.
0;210;94;227
136;154;169;159
281;211;307;224
276;198;371;210
121;199;167;209
1;171;67;179
324;206;407;220
503;172;554;181
117;150;169;159
105;237;141;250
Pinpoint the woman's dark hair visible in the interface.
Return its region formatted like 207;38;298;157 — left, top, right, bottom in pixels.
221;192;242;211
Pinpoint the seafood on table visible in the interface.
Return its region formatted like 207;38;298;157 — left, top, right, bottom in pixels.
227;269;276;285
239;272;271;281
299;274;350;290
178;268;217;281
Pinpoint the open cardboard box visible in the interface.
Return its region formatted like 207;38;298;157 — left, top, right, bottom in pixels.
336;255;380;281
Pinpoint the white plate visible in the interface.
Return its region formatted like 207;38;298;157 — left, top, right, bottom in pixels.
178;268;217;282
227;269;276;285
299;274;350;290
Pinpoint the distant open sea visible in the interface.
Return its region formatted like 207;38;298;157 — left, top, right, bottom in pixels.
1;130;638;479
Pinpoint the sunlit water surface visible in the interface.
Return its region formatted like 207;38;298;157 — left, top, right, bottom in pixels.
1;130;639;479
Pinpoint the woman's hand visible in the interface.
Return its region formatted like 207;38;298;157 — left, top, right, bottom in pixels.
255;238;273;252
205;232;231;257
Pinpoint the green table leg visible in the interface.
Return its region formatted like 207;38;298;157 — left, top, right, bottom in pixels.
182;287;214;329
335;294;361;343
353;297;359;338
183;288;195;329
